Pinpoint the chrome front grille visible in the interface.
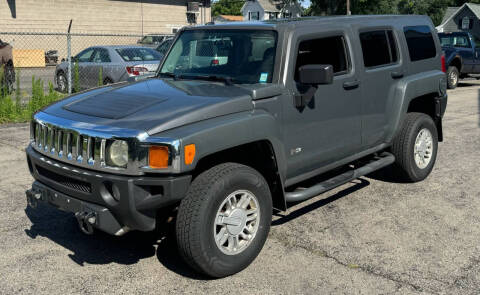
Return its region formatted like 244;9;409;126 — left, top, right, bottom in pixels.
31;120;107;169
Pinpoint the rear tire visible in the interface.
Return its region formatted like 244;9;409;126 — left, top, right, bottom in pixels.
390;113;438;182
103;78;113;85
176;163;272;278
447;66;459;89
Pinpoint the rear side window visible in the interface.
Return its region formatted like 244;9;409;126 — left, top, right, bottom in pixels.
115;48;161;61
404;26;436;61
360;30;398;67
294;36;349;81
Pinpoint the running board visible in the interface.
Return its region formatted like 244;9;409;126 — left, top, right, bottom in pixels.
284;152;395;203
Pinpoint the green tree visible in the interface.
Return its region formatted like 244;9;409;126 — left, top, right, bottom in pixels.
212;0;244;17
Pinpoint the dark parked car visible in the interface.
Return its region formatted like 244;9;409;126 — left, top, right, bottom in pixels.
438;31;480;88
26;16;447;278
0;39;15;94
55;45;162;92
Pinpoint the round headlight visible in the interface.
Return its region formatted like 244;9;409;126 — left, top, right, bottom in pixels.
107;140;128;168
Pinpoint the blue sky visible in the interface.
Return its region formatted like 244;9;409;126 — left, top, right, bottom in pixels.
301;0;311;8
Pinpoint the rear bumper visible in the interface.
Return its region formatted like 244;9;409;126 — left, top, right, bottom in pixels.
26;145;191;233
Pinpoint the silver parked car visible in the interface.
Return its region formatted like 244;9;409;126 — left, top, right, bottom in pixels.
55;45;162;92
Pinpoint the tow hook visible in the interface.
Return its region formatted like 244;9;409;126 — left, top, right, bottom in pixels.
26;188;42;209
75;211;97;235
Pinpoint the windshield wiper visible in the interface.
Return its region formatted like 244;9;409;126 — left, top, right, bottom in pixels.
158;72;178;79
178;74;234;86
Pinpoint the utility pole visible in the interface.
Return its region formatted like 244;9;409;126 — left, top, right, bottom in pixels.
346;0;351;15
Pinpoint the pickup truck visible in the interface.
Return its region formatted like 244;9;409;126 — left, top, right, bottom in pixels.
25;16;447;278
438;31;480;89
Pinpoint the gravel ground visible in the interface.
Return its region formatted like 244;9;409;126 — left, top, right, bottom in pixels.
0;81;479;294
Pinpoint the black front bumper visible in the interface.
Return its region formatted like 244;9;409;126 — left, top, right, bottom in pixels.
26;145;191;234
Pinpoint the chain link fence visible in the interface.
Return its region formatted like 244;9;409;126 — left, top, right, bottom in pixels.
0;31;174;101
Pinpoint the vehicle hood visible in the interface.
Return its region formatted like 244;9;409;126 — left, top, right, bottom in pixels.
42;78;255;135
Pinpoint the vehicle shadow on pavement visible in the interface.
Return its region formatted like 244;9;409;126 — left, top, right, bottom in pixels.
24;204;208;280
272;178;370;226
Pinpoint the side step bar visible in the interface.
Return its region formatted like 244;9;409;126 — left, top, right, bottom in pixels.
285;152;395;203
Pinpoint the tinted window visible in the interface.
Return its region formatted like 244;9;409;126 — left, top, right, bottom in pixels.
360;30;398;67
404;26;436;61
115;48;161;61
294;36;349;81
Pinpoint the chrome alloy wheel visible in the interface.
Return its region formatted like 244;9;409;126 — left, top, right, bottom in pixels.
449;70;458;86
58;74;67;92
414;128;433;169
214;190;260;255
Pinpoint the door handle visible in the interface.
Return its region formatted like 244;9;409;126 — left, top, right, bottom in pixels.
391;71;404;79
343;80;360;90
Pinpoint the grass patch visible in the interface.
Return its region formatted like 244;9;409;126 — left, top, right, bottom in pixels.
0;71;65;124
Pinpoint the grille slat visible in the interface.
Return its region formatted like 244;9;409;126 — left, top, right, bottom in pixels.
32;121;100;167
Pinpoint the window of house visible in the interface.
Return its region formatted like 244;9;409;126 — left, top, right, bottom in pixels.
404;26;437;61
249;11;260;20
360;30;398;68
294;36;349;81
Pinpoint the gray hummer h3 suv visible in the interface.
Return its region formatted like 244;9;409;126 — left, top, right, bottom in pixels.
25;15;448;278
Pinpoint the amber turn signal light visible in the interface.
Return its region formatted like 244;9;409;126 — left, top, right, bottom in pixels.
184;144;196;165
149;146;169;169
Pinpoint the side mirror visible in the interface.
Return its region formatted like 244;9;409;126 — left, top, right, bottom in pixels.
298;64;334;85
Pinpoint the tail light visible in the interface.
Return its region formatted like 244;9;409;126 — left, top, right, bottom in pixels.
441;54;446;73
211;59;219;66
126;66;148;76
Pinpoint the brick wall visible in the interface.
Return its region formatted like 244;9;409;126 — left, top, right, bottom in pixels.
0;0;211;34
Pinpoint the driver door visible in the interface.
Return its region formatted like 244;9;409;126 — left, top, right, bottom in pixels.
283;30;362;182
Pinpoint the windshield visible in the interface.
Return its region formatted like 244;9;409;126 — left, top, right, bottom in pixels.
439;34;471;48
116;48;161;61
159;29;277;84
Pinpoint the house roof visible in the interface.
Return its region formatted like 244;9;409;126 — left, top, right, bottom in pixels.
441;7;459;25
217;15;243;21
438;3;480;28
257;0;281;12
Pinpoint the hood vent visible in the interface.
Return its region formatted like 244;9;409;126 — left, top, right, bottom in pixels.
63;91;165;119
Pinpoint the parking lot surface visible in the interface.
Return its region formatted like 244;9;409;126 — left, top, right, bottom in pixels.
0;81;479;294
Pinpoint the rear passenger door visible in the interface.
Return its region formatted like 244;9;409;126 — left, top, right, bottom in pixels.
358;29;403;147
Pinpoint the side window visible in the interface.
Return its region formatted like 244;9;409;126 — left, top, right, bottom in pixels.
404;25;436;61
294;36;349;81
92;48;111;63
360;30;398;68
76;48;94;62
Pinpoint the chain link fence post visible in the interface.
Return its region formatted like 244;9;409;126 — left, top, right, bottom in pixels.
67;20;73;95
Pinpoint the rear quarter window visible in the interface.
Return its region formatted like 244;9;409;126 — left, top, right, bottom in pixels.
404;26;437;61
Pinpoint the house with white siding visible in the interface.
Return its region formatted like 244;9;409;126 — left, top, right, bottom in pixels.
241;0;302;21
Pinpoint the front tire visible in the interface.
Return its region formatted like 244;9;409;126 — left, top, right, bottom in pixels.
57;72;67;93
176;163;272;278
390;113;438;182
447;66;459;89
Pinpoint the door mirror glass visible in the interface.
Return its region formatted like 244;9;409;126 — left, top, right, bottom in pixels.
298;64;334;85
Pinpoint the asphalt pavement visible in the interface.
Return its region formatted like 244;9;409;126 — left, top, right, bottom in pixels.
0;81;479;294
